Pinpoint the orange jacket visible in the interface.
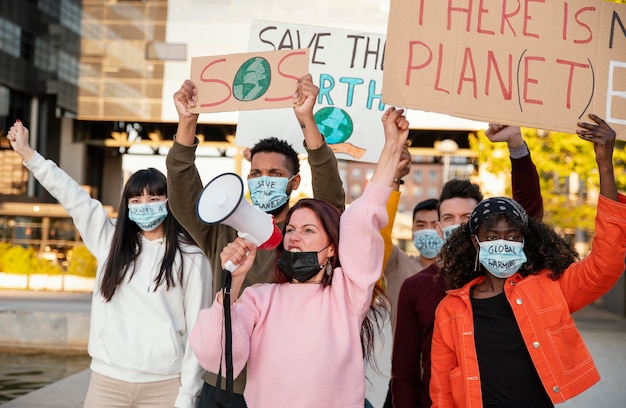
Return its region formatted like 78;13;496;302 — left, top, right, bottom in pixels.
430;193;626;407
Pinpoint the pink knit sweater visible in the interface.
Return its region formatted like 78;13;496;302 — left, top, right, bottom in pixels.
190;182;390;408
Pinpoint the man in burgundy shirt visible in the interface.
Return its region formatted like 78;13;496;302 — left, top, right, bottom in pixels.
391;125;544;408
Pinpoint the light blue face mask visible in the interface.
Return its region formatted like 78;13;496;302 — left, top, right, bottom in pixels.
477;238;527;279
128;200;168;231
413;229;444;259
248;176;293;212
442;224;460;241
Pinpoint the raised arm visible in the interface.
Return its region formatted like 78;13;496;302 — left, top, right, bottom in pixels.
172;79;200;146
381;145;411;272
577;113;617;201
558;114;624;312
293;74;346;212
485;124;543;221
7;120;35;162
166;80;216;257
7;120;114;257
371;107;410;187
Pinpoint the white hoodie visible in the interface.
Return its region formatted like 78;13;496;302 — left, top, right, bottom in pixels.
25;153;211;408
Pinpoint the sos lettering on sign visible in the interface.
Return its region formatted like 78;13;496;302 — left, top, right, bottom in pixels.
189;48;309;114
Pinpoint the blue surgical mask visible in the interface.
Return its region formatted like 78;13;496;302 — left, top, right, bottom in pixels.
248;176;293;213
413;229;444;259
442;224;460;241
128;200;168;231
477;238;527;279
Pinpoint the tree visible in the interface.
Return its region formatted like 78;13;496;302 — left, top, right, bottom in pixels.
469;127;626;234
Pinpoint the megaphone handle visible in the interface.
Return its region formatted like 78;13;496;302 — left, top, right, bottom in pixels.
224;260;239;273
216;268;234;406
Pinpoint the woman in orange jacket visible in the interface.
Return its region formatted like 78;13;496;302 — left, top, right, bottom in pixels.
430;114;626;408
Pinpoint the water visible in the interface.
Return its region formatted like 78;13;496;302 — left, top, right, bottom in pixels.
0;351;91;403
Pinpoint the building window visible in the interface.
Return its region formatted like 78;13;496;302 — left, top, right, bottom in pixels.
61;0;82;35
413;170;422;183
38;0;61;20
413;186;423;198
429;170;438;182
34;37;51;72
351;168;361;179
58;50;79;85
0;18;21;58
428;187;439;198
0;85;9;116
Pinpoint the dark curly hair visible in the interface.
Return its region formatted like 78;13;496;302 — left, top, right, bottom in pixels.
250;136;300;176
440;213;579;290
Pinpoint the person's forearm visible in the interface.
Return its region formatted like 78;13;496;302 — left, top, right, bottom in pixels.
599;164;618;201
371;141;404;186
381;191;401;272
175;116;199;146
308;142;346;212
15;145;35;162
296;111;325;150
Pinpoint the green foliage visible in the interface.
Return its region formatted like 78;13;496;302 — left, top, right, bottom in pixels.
470;128;626;232
65;245;97;278
35;257;64;275
0;244;95;277
1;245;38;274
0;242;11;272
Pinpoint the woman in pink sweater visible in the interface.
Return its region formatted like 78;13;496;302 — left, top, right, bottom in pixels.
190;107;409;408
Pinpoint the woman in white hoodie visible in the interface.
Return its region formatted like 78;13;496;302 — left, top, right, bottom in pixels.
7;120;211;408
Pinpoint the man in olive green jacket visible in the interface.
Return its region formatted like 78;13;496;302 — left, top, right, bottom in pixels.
167;73;345;407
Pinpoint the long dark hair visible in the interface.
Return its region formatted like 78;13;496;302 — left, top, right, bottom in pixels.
100;168;196;301
274;198;389;363
441;214;580;290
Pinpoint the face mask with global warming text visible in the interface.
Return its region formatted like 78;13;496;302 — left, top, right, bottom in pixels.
413;229;444;259
128;200;168;232
277;245;330;283
477;238;527;279
248;176;293;213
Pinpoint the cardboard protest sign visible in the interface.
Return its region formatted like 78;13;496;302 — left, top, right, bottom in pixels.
383;0;626;139
189;49;309;113
235;20;487;163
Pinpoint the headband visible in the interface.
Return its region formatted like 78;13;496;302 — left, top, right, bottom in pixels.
469;197;528;234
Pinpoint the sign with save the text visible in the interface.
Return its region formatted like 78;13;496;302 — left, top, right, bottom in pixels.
236;21;487;163
236;21;388;162
189;49;309;113
383;0;626;139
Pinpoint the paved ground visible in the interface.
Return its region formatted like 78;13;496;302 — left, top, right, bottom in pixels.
1;289;625;407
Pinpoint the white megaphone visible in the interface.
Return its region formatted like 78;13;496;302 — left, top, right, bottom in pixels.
196;172;283;251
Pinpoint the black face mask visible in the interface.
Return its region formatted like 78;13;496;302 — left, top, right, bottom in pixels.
278;245;330;283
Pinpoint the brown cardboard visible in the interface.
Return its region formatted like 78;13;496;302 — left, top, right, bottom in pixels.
189;48;309;113
383;0;626;139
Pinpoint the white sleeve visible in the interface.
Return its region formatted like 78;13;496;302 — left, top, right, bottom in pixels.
175;249;212;408
24;152;115;259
